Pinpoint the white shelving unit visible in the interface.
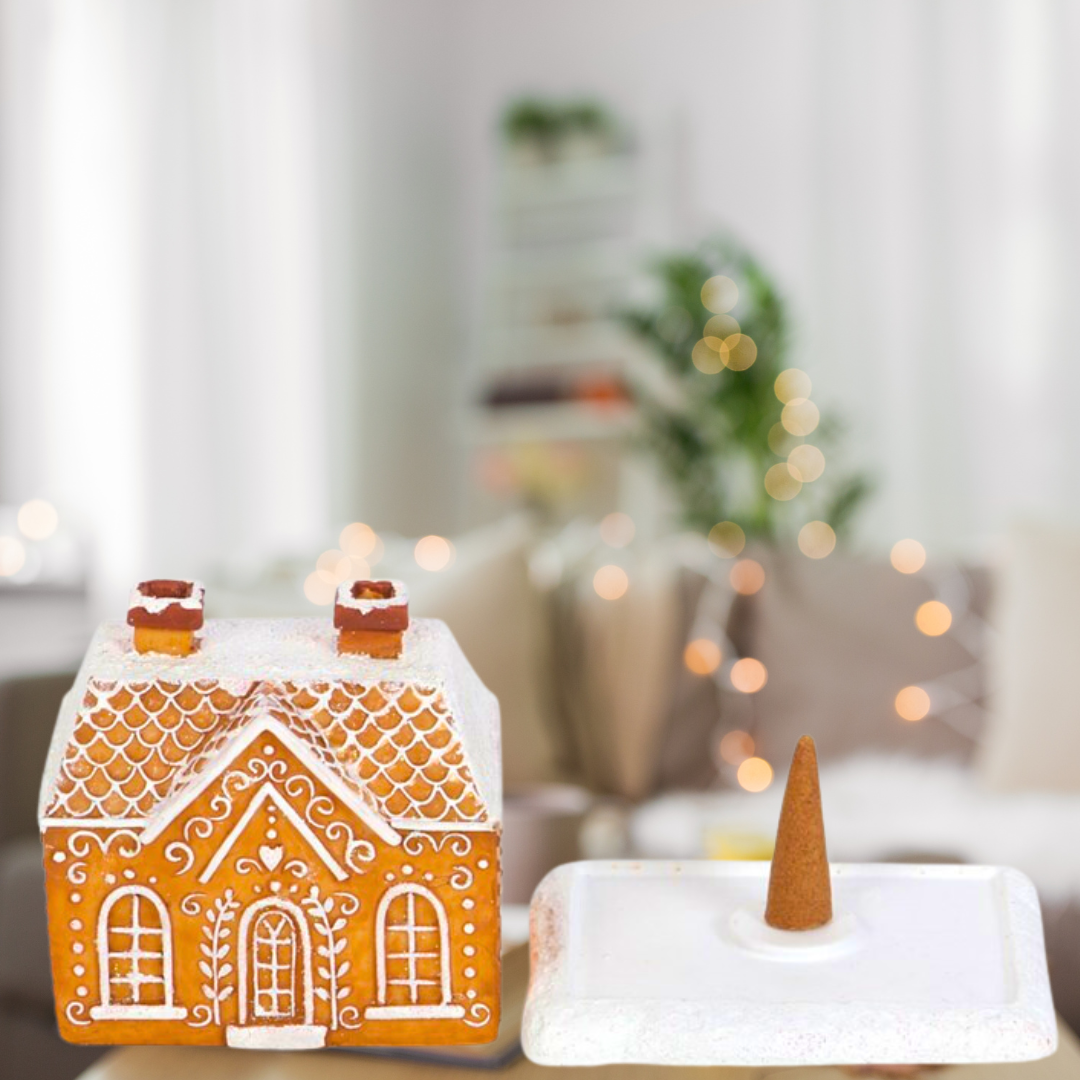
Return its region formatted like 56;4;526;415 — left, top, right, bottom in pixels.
470;142;646;522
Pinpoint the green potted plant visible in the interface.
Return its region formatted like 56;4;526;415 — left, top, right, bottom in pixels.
622;235;871;549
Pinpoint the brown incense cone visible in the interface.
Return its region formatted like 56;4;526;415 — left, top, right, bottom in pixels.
764;735;833;930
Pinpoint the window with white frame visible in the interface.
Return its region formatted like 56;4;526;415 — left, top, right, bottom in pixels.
90;886;186;1020
366;884;464;1019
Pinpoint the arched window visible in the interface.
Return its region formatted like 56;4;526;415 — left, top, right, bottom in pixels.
90;886;186;1020
366;884;464;1020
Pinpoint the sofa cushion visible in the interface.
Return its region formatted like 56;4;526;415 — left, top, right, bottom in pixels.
979;520;1080;791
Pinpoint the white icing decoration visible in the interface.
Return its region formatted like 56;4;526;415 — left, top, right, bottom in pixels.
303;886;361;1030
199;783;348;884
127;580;205;615
367;884;460;1020
192;888;239;1026
92;885;186;1021
402;832;473;858
65;1001;91;1026
236;898;316;1027
464;1002;492;1027
334;579;409;615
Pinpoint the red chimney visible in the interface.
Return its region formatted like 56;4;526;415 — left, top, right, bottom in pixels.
334;579;409;658
126;579;205;656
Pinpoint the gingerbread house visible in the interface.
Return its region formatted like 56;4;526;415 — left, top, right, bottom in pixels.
38;579;501;1049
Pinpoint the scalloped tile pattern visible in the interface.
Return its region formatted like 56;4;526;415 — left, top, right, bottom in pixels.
46;677;488;824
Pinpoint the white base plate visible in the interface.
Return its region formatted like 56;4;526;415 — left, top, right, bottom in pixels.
522;861;1056;1067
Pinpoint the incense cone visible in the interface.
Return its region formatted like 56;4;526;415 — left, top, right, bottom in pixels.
764;735;832;930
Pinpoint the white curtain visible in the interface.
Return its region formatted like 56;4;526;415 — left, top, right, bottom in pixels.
0;0;361;611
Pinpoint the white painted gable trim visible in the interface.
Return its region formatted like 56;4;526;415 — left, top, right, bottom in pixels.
198;783;348;883
139;713;401;846
389;820;492;832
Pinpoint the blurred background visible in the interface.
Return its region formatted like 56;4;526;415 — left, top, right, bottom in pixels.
2;0;1080;1075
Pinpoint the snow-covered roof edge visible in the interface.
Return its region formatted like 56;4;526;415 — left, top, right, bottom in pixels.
38;616;501;827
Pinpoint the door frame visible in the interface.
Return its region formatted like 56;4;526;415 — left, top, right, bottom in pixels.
236;897;315;1027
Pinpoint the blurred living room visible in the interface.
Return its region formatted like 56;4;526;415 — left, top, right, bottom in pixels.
1;0;1079;1077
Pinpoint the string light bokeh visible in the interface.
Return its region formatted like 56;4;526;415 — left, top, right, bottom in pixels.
736;756;773;792
415;534;454;572
895;685;931;722
730;559;765;595
708;521;745;558
730;657;767;693
593;564;629;600
684;638;722;675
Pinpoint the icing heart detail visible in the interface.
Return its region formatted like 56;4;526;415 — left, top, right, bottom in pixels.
259;844;284;871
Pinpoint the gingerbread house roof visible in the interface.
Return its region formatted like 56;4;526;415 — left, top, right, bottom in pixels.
39;617;501;832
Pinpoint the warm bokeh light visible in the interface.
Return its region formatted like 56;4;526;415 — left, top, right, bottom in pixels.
340;522;378;559
767;422;798;455
798;521;837;559
781;398;820;436
719;729;755;765
701;275;738;314
916;600;952;636
593;564;629;600
895;685;932;722
731;657;768;693
722;333;757;371
684;638;722;675
348;557;371;579
787;443;825;482
303;571;336;606
774;368;812;404
704;313;739;339
891;538;927;574
765;463;802;501
0;536;26;577
730;558;765;595
316;548;351;585
415;534;453;572
737;756;774;792
17;499;58;540
708;521;745;558
599;511;635;548
692;338;724;374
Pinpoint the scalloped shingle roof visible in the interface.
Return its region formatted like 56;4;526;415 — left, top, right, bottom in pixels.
41;620;498;828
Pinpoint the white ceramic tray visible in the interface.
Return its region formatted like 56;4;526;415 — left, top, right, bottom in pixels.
522;860;1056;1067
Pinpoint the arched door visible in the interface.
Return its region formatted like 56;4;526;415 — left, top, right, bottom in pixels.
231;897;320;1042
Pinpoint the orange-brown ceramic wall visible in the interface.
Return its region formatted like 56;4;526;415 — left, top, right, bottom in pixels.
44;732;500;1047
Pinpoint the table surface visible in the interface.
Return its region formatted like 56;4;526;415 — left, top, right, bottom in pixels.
76;1018;1080;1080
